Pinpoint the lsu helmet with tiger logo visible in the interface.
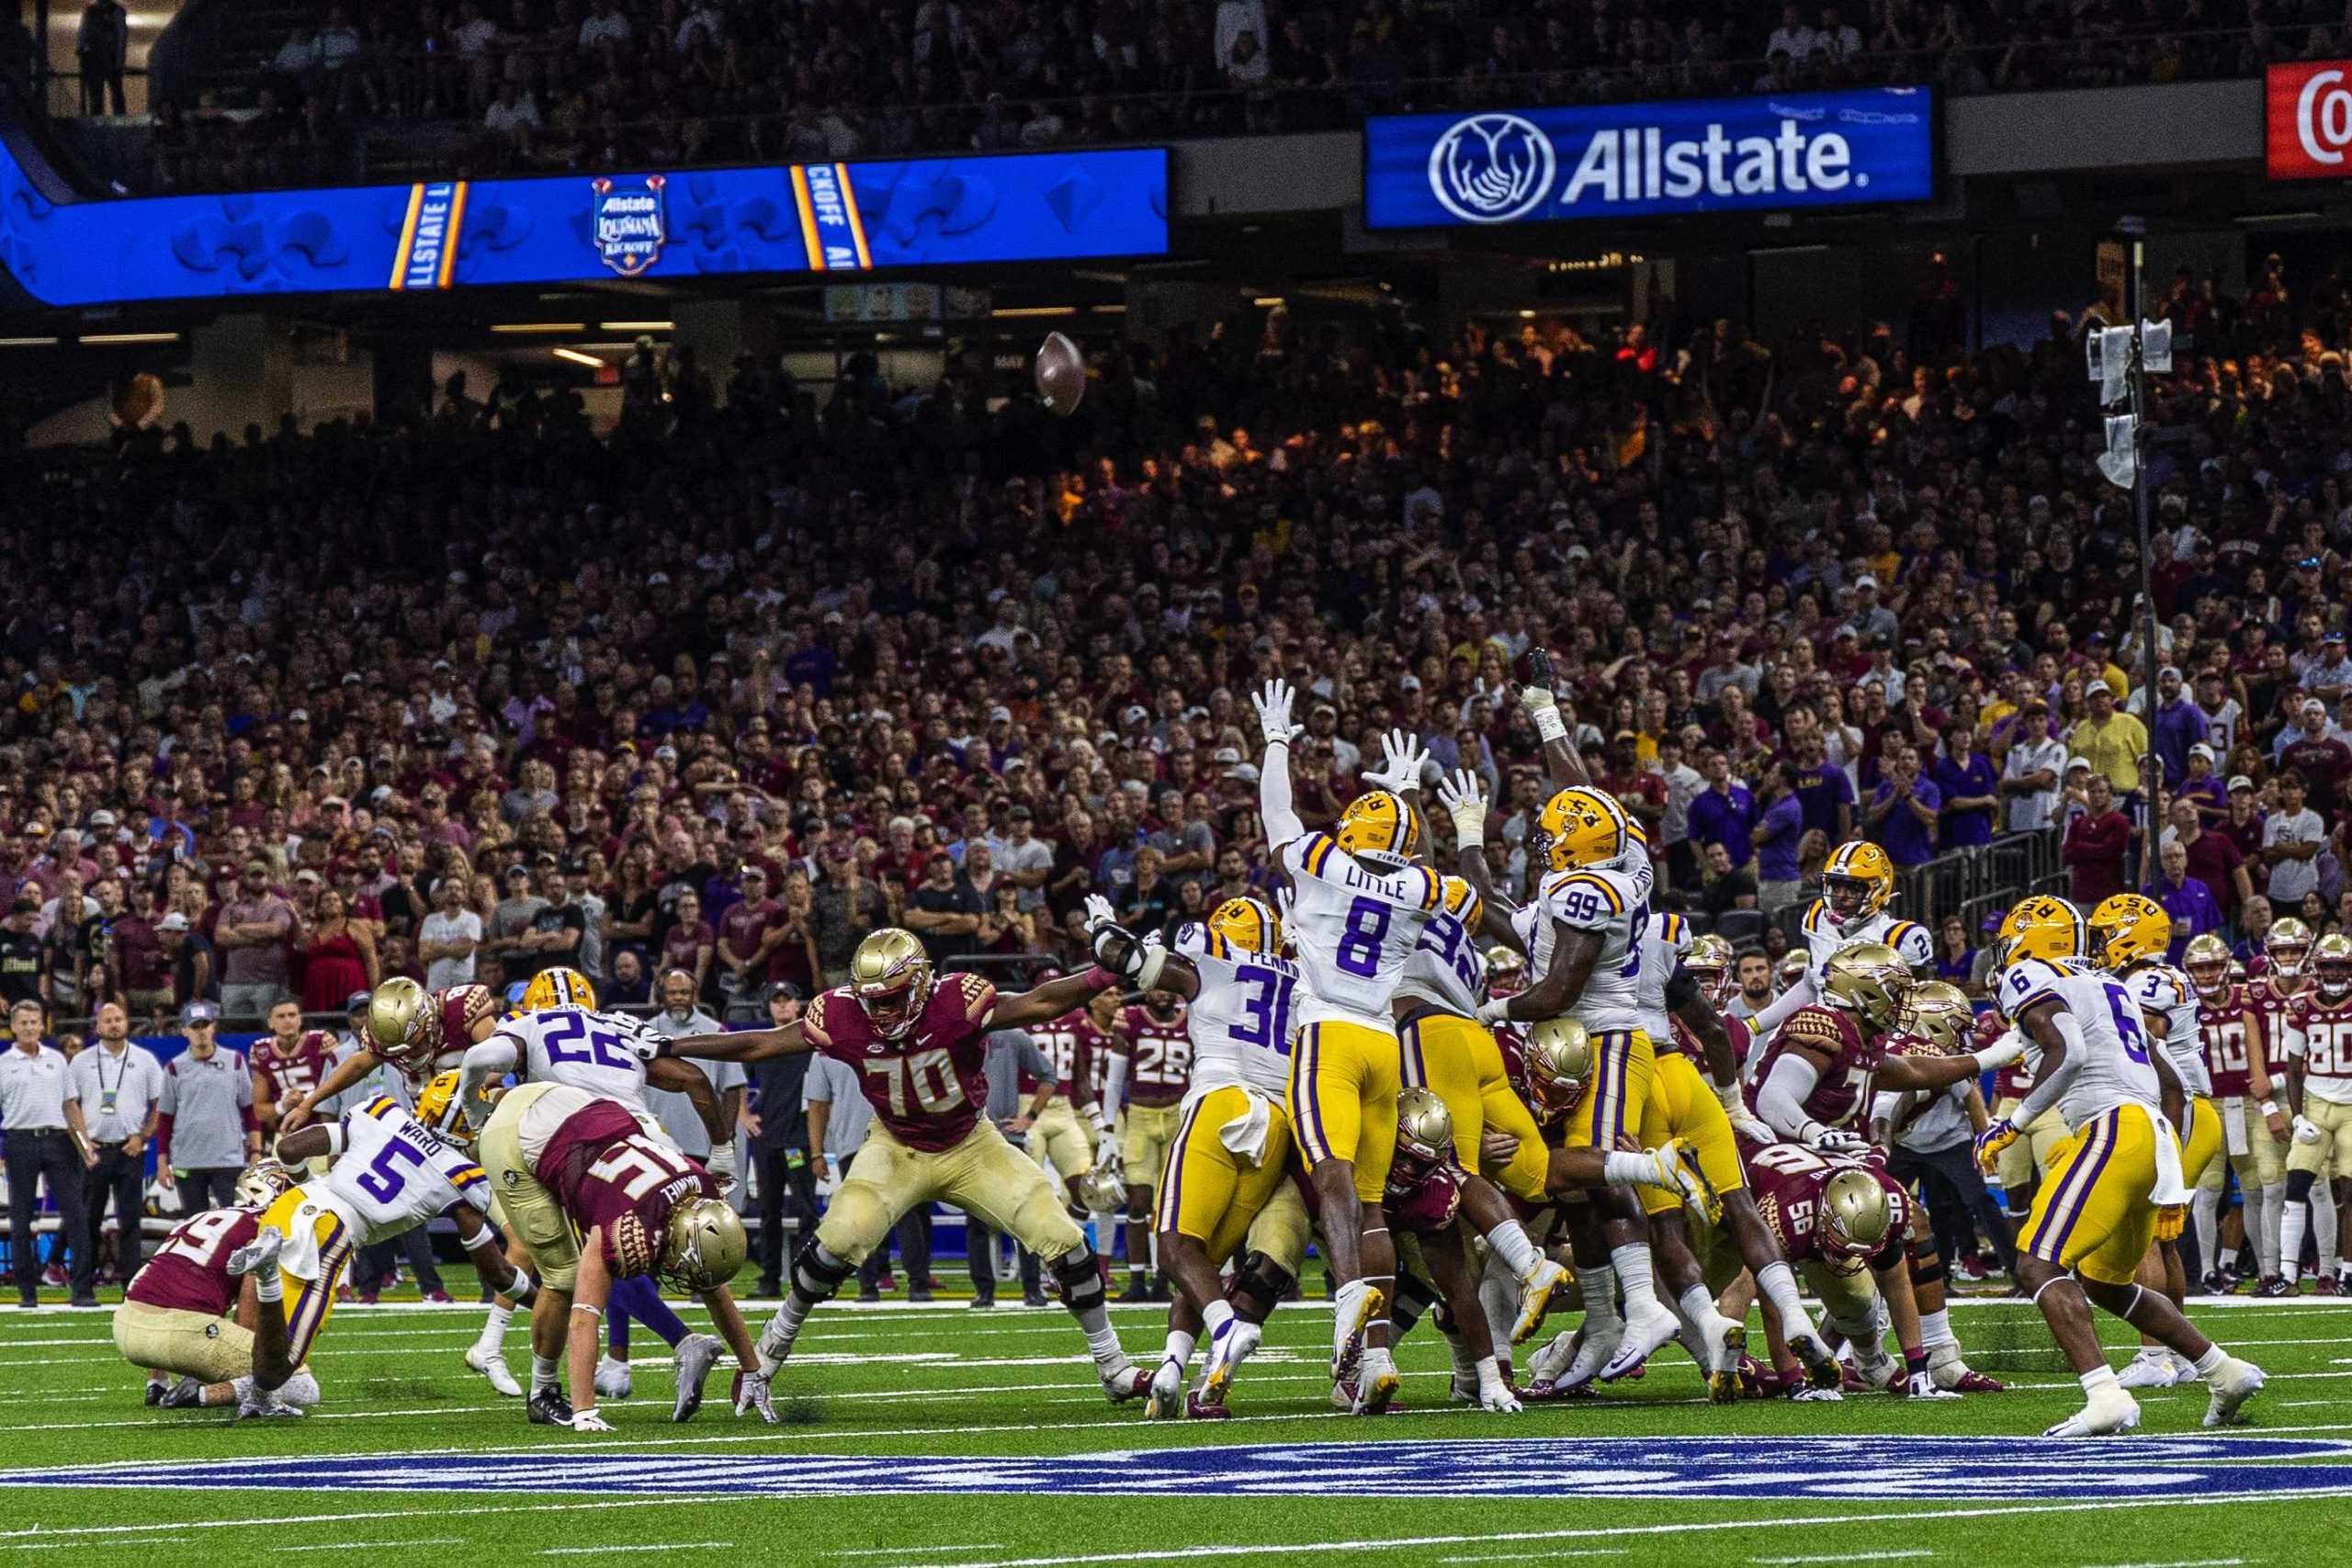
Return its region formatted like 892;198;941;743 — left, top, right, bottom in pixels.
1205;896;1282;955
520;966;597;1012
1532;787;1628;874
1334;789;1421;868
1822;841;1896;926
414;1069;469;1139
1995;895;2088;971
850;928;934;1040
2089;894;2170;972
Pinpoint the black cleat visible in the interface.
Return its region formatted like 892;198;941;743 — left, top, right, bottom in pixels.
159;1375;204;1409
143;1379;167;1406
527;1386;576;1426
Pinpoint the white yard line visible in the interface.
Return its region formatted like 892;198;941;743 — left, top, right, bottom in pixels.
283;1540;462;1552
542;1544;733;1556
2077;1560;2249;1568
829;1548;1006;1558
1753;1554;1934;1565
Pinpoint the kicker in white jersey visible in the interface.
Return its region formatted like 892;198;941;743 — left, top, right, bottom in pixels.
1510;862;1647;1033
1276;830;1443;1028
1171;921;1301;1100
1998;956;2163;1126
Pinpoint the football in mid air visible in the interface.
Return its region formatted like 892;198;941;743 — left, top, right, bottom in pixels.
1035;331;1085;415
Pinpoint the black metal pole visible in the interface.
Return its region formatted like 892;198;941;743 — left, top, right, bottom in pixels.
2122;216;2160;890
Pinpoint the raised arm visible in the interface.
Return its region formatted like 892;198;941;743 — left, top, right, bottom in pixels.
1081;894;1202;1000
648;1055;728;1146
1252;679;1306;845
996;966;1121;1030
1517;650;1590;788
1435;769;1525;936
665;1019;811;1064
458;1035;523;1123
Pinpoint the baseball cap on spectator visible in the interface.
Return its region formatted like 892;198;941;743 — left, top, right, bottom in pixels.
2188;743;2215;762
2329;631;2347;645
181;999;218;1024
2085;680;2112;697
2305;697;2328;716
2228;775;2256;793
1121;705;1149;728
158;912;190;931
88;809;115;829
1212;746;1242;766
503;864;531;884
1399;675;1422;692
764;981;805;1003
1854;575;1880;592
988;705;1012;724
288;708;309;722
1225;761;1261;783
295;868;322;886
345;990;372;1014
2065;756;2092;774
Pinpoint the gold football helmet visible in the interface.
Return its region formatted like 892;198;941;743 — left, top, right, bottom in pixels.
1899;979;1974;1053
2090;894;2170;972
851;927;934;1040
368;976;443;1071
1822;841;1896;925
1820;941;1911;1032
2183;932;2233;1002
1684;933;1736;1004
2267;917;2314;981
1818;1166;1894;1275
1777;948;1811;989
235;1158;302;1209
2314;933;2352;999
1487;946;1527;998
1335;789;1422;868
414;1069;469;1139
1995;895;2087;971
1076;1162;1128;1213
660;1196;749;1292
1395;1086;1455;1177
1532;787;1628;874
520;966;597;1013
1206;896;1282;955
1522;1017;1595;1120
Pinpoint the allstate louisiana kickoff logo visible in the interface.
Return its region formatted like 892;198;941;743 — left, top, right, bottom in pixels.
1427;113;1556;224
592;174;667;276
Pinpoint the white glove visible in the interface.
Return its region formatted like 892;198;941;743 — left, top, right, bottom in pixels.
1519;677;1566;742
2293;1113;2324;1145
1436;769;1487;846
1082;894;1119;932
1476;1358;1521;1413
1252;679;1300;747
1714;1080;1770;1144
1476;996;1512;1026
1810;1128;1871;1155
1905;1370;1961;1400
733;1370;778;1424
1363;728;1430;794
571;1409;616;1433
1972;1032;2026;1071
1093;1128;1123;1171
705;1143;739;1197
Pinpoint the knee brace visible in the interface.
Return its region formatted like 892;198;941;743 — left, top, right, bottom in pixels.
1390;1269;1439;1335
1227;1249;1295;1318
2287;1169;2319;1203
1053;1245;1106;1312
791;1236;854;1304
1907;1245;1948;1290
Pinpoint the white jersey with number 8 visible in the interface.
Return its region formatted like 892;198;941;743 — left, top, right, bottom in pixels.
1276;831;1443;1030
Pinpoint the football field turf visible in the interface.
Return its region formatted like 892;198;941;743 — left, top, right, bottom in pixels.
0;1292;2346;1565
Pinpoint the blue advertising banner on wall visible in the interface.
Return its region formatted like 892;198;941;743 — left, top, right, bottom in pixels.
1364;87;1934;229
0;146;1168;307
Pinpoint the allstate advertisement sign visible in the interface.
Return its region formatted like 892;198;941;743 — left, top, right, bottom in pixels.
1365;87;1936;229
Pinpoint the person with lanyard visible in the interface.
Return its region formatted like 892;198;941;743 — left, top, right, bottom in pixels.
67;1000;164;1288
1;998;96;1306
153;1000;262;1213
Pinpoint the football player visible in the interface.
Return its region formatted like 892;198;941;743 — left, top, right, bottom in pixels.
666;928;1151;1408
2280;933;2352;1294
2184;935;2261;1291
1111;983;1192;1303
1250;678;1450;1413
1024;988;1124;1247
1974;896;2264;1436
1437;765;1712;1392
1682;934;1759;1069
117;1162;315;1416
1383;1088;1521;1412
472;1080;761;1431
1083;895;1314;1417
2093;897;2223;1385
1746;842;1935;1038
250;1000;334;1142
2245;919;2314;1293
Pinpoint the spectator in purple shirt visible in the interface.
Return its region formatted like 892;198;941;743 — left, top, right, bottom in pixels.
2146;665;2209;794
1791;731;1855;843
1930;722;2000;851
2147;838;2222;960
1866;740;1943;867
1752;761;1806;911
1686;750;1758;871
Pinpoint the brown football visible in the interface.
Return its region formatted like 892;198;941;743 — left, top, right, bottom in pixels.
1035;330;1085;415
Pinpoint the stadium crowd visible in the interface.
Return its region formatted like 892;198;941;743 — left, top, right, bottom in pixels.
135;0;2301;191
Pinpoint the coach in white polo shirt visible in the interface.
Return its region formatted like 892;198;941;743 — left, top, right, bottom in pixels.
1;998;95;1306
154;999;260;1214
68;1001;164;1286
642;968;747;1206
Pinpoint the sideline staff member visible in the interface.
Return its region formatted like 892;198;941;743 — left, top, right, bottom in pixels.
1;999;95;1306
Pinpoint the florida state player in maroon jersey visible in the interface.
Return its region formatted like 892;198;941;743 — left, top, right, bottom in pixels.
2244;923;2311;1294
1384;1088;1521;1413
1112;987;1191;1302
670;929;1152;1408
250;1000;334;1137
2280;936;2352;1293
2186;937;2259;1291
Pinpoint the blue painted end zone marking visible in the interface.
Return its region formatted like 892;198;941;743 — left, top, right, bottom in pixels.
1;1438;2348;1500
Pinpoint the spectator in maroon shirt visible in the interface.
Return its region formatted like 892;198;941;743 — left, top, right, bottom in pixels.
2217;774;2266;863
2165;795;2253;925
715;865;777;1011
2064;773;2132;907
2278;696;2352;817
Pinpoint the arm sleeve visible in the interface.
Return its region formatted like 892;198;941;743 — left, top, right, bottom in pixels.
1756;1052;1824;1141
1749;972;1816;1034
2008;1010;2086;1126
458;1037;521;1110
1099;1050;1128;1121
1260;739;1305;845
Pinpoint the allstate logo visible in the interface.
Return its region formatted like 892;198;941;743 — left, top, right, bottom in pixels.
1427;114;1555;224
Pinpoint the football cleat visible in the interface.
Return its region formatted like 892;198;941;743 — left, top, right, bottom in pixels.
1329;1280;1383;1382
143;1378;167;1407
1704;1312;1749;1405
159;1375;204;1409
1853;1345;1901;1392
2254;1275;2292;1298
2115;1348;2176;1390
1329;1374;1407;1414
2202;1357;2266;1427
1199;1317;1261;1405
1787;1332;1844;1392
1736;1355;1774;1398
1950;1369;2007;1393
1352;1360;1402;1416
672;1333;722;1423
1184;1389;1231;1420
2045;1384;2141;1438
1559;1321;1621;1393
1528;1328;1577;1384
235;1392;304;1420
468;1344;524;1397
1792;1384;1846;1403
2317;1274;2342;1297
1145;1356;1186;1420
526;1386;576;1427
1510;1258;1570;1346
1903;1370;1962;1400
594;1355;633;1401
1600;1302;1681;1382
1100;1361;1151;1404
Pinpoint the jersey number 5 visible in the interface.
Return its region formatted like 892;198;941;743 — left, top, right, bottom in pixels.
355;1134;426;1201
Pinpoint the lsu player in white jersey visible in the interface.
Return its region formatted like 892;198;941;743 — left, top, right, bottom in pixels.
1083;893;1315;1418
1974;896;2265;1437
1251;678;1445;1411
2091;895;2224;1389
1747;842;1934;1037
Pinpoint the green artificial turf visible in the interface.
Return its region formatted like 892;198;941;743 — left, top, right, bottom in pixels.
0;1283;2345;1565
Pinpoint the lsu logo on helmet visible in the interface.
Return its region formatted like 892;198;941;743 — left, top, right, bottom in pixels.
1335;790;1421;868
2089;894;2169;971
521;966;598;1012
1822;841;1895;925
1532;787;1627;874
1996;895;2087;971
1205;896;1282;955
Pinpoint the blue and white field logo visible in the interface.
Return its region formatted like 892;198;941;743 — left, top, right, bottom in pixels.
1427;113;1556;224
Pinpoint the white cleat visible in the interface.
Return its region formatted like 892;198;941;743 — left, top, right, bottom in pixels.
1599;1303;1681;1382
2115;1348;2175;1390
594;1355;633;1400
1510;1259;1570;1345
2044;1384;2142;1437
1100;1360;1151;1404
466;1343;524;1397
1560;1322;1621;1393
2202;1357;2266;1427
1853;1346;1902;1393
1199;1317;1261;1405
1329;1280;1383;1382
671;1333;723;1423
227;1226;284;1280
1702;1311;1748;1404
1145;1356;1186;1419
1792;1384;1846;1403
2165;1352;2202;1387
1351;1360;1401;1415
1528;1328;1579;1386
